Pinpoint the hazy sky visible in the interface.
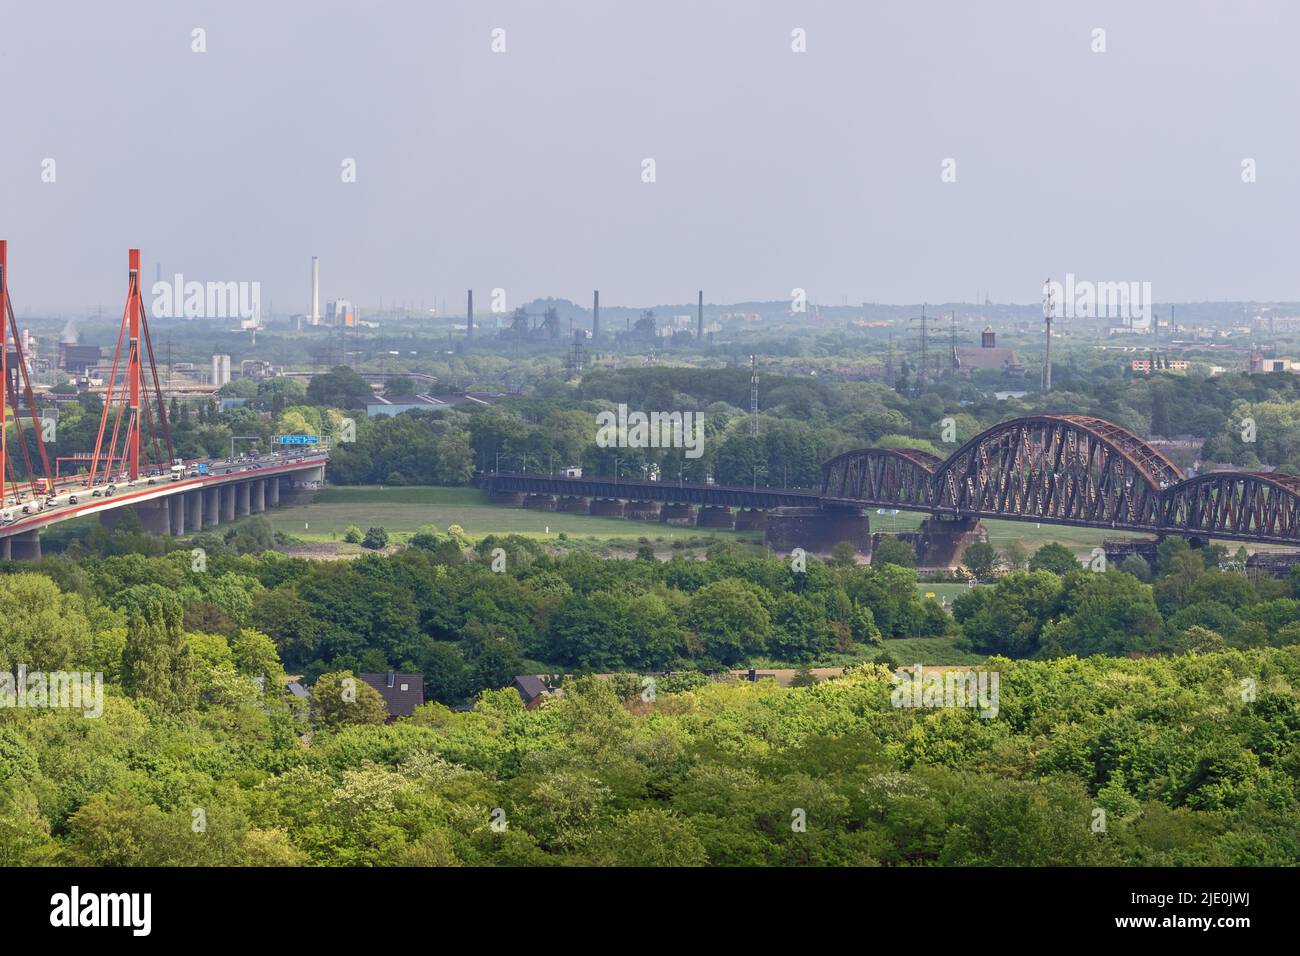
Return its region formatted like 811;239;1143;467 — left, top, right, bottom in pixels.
2;0;1297;312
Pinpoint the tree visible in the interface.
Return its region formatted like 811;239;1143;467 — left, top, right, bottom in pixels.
0;573;94;671
122;594;196;712
310;671;389;730
306;366;372;409
829;541;858;567
686;578;772;664
963;542;999;582
952;570;1061;657
588;809;708;866
1121;553;1152;582
872;537;915;569
343;526;363;544
1039;571;1164;657
362;527;389;550
1029;542;1080;576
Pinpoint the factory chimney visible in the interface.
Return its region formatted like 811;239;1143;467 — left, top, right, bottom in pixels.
466;289;473;339
697;290;704;341
592;290;600;340
309;256;320;325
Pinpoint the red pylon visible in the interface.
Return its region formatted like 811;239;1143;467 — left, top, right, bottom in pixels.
0;241;55;505
87;249;173;486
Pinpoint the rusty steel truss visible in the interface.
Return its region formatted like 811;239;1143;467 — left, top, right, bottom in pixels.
820;415;1300;545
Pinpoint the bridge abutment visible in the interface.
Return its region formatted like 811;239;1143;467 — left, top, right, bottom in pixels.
914;516;987;569
523;494;557;511
489;491;527;506
696;505;735;529
735;509;768;531
764;506;870;556
555;496;590;513
590;498;625;517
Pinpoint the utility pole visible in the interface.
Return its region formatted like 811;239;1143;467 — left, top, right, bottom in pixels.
749;354;759;437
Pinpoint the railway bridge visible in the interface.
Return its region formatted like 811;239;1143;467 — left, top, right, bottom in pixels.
480;415;1300;565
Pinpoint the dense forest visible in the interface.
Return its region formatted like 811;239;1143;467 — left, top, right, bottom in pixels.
3;636;1297;866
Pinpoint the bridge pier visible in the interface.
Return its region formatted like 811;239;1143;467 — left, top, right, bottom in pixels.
522;494;557;511
765;506;871;556
696;505;735;529
204;487;221;527
590;498;625;517
187;491;203;531
169;495;186;535
251;480;266;514
625;500;661;521
267;477;280;507
735;509;768;531
555;496;590;513
914;516;987;569
221;485;236;522
7;529;40;560
489;490;526;506
236;482;251;517
132;499;172;535
659;503;697;526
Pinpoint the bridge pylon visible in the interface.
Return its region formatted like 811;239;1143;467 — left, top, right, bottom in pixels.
0;241;56;504
87;249;174;486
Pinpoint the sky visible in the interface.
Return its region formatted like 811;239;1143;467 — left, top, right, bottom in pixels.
1;0;1297;313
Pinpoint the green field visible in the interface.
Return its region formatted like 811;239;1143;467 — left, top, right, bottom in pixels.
263;485;760;544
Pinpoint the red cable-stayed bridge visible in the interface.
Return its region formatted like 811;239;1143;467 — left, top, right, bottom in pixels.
0;244;328;559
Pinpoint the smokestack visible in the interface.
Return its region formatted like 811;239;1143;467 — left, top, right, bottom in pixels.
310;256;320;325
466;289;473;339
697;290;703;340
592;290;600;340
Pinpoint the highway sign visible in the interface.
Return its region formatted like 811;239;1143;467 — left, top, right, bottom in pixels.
278;435;320;445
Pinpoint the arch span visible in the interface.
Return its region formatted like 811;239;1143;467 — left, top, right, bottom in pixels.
931;415;1183;528
821;447;940;508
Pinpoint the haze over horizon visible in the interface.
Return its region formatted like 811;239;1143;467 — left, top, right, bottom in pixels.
3;0;1297;312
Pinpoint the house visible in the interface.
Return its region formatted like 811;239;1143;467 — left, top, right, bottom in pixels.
360;671;425;720
512;675;552;710
953;329;1023;376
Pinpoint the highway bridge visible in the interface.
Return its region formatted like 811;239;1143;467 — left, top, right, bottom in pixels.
0;242;329;559
0;450;328;559
479;414;1300;560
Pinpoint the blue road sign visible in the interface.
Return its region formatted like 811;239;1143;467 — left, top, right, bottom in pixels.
279;435;320;445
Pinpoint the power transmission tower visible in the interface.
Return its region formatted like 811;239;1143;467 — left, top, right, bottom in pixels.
749;354;759;437
1042;279;1054;392
909;306;930;390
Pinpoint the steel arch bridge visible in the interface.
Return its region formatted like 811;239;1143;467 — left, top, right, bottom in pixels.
820;415;1300;545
